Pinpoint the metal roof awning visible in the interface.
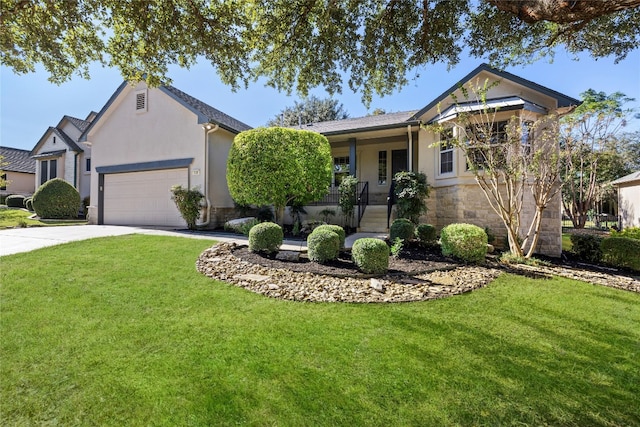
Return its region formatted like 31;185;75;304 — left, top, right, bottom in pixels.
31;150;67;159
429;96;548;123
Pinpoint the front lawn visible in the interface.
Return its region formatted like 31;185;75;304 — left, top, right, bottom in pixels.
0;207;87;228
1;235;638;426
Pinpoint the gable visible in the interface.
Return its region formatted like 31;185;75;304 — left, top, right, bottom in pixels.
31;126;83;156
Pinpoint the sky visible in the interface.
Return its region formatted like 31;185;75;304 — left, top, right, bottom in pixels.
1;48;639;152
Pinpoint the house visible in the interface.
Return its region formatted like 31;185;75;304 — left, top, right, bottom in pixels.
81;64;577;256
30;113;96;202
0;146;36;197
79;82;251;227
611;171;640;229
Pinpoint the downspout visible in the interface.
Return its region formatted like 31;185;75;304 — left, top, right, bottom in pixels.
201;123;220;227
407;125;413;172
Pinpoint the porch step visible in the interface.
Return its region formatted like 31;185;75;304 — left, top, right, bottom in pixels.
358;205;390;233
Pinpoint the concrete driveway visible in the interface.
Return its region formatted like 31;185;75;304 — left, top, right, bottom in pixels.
0;225;219;257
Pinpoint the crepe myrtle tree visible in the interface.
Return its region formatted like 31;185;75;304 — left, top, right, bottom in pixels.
226;127;332;225
426;79;574;258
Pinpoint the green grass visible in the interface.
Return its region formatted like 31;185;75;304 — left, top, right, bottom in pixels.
562;233;573;251
1;235;639;426
0;207;87;228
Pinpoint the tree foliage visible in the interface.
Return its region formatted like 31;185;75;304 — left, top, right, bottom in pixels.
226;127;332;224
266;95;348;127
3;0;639;104
170;185;204;230
560;90;635;228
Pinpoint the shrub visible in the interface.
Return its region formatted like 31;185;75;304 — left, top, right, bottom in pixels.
32;178;81;219
6;194;26;208
24;197;34;211
390;218;415;241
307;229;340;264
257;205;274;222
352;238;389;274
393;171;429;224
440;223;488;263
570;233;603;263
610;227;640;240
415;223;437;243
601;237;640;271
338;175;358;227
313;224;345;248
390;237;404;258
248;222;283;254
170;185;204;230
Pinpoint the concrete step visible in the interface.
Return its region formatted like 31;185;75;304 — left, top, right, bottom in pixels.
357;206;390;233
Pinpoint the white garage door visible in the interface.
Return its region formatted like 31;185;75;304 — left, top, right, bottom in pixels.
104;169;188;227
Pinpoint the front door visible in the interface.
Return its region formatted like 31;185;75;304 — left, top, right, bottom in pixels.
391;149;408;177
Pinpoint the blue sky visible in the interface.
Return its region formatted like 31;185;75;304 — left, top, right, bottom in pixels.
1;48;639;152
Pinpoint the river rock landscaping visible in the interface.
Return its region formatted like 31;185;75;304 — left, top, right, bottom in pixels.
196;242;640;303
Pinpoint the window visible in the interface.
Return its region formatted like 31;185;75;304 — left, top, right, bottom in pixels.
439;128;454;175
40;159;57;185
0;173;6;191
85;158;91;173
466;121;508;170
378;151;387;185
135;89;148;112
333;156;349;186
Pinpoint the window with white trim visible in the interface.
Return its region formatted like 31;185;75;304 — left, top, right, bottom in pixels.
333;156;349;186
135;89;148;112
378;151;387;185
85;158;91;173
439;128;454;175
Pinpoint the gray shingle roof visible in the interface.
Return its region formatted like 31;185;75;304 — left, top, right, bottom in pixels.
298;110;419;135
1;146;36;173
161;85;252;134
611;171;640;186
63;115;92;132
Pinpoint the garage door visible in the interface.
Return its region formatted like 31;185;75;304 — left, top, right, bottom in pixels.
103;168;188;227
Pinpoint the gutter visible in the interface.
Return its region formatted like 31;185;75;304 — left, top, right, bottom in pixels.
200;123;220;227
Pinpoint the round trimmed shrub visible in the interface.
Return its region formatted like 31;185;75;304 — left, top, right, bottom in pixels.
390;218;415;241
416;223;437;243
440;223;487;263
24;197;34;211
6;194;26;208
570;233;603;263
307;229;340;264
352;238;389;274
248;222;283;254
313;224;345;248
32;178;81;219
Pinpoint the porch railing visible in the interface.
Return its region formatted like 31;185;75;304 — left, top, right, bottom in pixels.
387;179;396;228
357;181;369;228
309;181;369;207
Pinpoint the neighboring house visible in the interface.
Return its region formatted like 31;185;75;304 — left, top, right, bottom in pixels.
81;64;577;256
611;171;640;229
80;81;251;228
30;113;96;201
0;146;36;197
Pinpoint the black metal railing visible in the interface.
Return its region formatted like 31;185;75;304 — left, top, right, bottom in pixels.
357;181;369;227
309;182;368;206
387;179;396;228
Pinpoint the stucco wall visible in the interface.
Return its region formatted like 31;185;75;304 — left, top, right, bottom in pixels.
33;134;69;186
2;171;35;196
618;183;640;228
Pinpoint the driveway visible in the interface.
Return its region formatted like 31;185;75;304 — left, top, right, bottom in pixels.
0;225;219;257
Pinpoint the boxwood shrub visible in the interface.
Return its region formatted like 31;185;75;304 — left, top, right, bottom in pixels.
610;227;640;240
24;197;34;211
6;194;26;208
601;237;640;271
390;218;415;241
416;223;437;243
248;222;283;254
307;229;340;264
352;238;389;274
569;233;603;263
440;223;487;263
312;224;345;248
32;178;81;219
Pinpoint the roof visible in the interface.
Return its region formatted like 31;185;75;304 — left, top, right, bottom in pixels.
298;110;419;135
63;115;92;132
0;146;35;173
161;85;252;134
31;149;67;160
31;126;83;156
410;63;581;120
611;171;640;186
429;96;548;123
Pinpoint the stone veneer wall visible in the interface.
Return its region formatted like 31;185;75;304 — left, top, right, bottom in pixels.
423;184;561;257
